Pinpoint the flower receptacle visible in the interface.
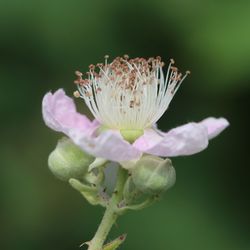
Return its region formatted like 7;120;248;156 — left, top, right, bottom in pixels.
120;129;144;143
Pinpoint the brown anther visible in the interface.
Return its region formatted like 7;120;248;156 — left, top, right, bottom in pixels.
110;65;116;70
85;92;92;97
123;54;129;60
73;91;80;98
177;73;182;81
138;58;144;63
170;58;175;64
156;56;162;61
129;100;135;108
148;57;154;63
89;64;95;70
170;66;178;72
75;70;83;77
96;87;102;92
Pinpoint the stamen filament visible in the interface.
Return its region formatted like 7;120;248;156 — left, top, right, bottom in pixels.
74;56;189;130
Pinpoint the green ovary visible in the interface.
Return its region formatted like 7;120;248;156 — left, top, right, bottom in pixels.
120;129;144;143
98;125;144;143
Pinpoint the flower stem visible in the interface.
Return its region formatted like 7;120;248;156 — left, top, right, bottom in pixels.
88;167;128;250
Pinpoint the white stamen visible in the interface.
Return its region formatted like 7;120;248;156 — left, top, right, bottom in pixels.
75;56;189;130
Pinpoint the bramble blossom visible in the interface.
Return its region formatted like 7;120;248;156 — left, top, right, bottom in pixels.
42;56;229;163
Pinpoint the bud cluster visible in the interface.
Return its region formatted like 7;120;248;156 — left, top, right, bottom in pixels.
48;138;176;209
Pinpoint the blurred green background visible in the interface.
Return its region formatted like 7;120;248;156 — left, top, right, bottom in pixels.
1;0;249;249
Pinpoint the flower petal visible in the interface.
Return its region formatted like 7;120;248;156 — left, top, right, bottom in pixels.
133;129;163;151
42;89;93;133
134;117;229;157
200;117;229;139
42;89;141;161
134;122;209;157
69;129;142;162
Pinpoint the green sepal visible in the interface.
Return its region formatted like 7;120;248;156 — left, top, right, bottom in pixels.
84;169;105;187
88;157;108;172
123;176;142;204
103;234;127;250
69;178;100;205
117;197;156;214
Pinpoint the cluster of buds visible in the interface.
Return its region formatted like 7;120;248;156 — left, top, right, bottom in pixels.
48;137;176;208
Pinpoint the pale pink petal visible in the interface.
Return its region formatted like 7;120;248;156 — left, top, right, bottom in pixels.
134;117;229;157
42;89;93;133
134;122;209;157
133;129;163;151
200;117;229;139
42;89;141;161
69;129;142;162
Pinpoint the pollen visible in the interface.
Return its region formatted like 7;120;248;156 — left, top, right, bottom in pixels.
73;56;190;130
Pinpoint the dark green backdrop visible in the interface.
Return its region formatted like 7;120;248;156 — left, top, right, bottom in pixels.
1;1;249;249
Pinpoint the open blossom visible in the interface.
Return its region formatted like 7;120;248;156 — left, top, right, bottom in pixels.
42;56;229;163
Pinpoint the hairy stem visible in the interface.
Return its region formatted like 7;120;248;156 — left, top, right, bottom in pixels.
88;167;127;250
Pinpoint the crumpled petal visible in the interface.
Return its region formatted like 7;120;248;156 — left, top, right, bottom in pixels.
70;129;142;162
199;117;229;139
42;89;93;133
42;89;142;162
134;117;229;157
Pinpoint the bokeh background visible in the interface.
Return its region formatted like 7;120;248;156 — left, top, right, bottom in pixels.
1;0;249;249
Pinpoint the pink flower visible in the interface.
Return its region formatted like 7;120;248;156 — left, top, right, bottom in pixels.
42;56;229;163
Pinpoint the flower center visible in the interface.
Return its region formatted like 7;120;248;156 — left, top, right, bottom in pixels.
74;55;190;130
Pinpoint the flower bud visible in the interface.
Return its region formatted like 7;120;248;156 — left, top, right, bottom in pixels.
123;176;141;203
131;155;176;194
48;137;94;181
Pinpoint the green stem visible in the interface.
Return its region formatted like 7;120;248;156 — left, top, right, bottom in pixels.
88;167;128;250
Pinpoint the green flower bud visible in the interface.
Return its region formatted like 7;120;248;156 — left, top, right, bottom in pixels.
48;137;94;181
131;155;176;194
123;176;141;203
